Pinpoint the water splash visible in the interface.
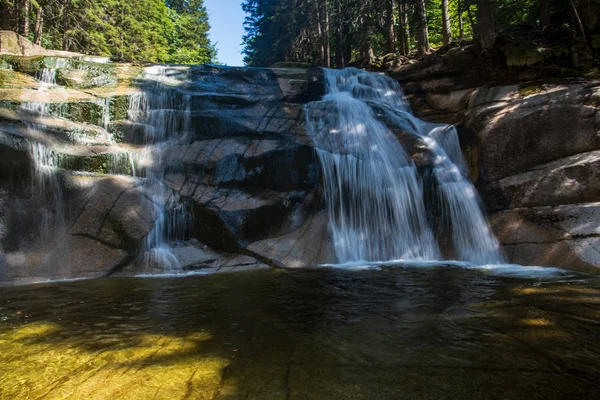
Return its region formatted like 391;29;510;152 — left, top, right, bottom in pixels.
306;68;503;265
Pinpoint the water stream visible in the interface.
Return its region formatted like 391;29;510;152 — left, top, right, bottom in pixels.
127;67;193;270
306;68;503;265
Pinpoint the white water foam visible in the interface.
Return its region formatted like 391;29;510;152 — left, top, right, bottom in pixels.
306;68;504;265
317;259;571;279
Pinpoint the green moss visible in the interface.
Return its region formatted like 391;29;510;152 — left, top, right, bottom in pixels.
518;84;544;97
109;95;133;121
0;101;21;111
57;152;133;175
503;44;552;67
38;101;105;126
0;69;39;88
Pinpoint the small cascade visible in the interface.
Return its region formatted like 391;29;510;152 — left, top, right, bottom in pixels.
100;97;111;131
306;68;504;265
36;69;56;91
127;68;193;270
21;101;50;115
28;142;69;269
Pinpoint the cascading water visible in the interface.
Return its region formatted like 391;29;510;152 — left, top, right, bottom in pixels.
127;67;193;270
29;142;65;240
306;68;504;265
36;68;56;90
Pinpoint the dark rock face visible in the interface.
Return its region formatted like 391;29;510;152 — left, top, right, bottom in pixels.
393;58;600;272
0;62;332;284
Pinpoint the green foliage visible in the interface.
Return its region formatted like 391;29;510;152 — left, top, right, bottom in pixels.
1;0;216;64
242;0;596;68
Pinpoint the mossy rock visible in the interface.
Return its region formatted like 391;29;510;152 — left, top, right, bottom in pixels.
0;58;12;69
518;84;544;97
0;69;40;88
502;44;552;67
1;56;118;88
115;65;144;84
55;68;117;89
109;95;133;122
0;100;21;111
56;152;134;175
37;101;106;126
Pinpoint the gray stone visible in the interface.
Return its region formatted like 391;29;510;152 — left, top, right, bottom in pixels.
491;203;600;273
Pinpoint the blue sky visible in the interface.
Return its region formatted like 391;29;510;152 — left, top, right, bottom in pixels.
204;0;246;66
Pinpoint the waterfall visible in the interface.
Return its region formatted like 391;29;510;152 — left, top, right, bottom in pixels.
306;68;504;265
36;69;56;91
29;142;65;240
128;68;193;270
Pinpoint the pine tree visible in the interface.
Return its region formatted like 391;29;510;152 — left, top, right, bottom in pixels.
0;0;216;64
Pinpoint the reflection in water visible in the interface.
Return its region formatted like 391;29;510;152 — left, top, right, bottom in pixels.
0;268;599;399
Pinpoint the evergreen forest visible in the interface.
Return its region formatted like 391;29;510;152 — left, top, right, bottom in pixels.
0;0;216;64
242;0;600;69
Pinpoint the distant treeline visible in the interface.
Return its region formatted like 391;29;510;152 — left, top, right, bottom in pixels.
0;0;216;64
242;0;600;67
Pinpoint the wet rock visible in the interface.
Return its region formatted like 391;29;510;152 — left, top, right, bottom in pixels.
0;58;334;283
491;203;600;273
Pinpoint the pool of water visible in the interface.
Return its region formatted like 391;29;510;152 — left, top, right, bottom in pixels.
1;266;599;399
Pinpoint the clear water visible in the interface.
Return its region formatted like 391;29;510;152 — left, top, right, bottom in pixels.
0;267;598;399
306;68;503;264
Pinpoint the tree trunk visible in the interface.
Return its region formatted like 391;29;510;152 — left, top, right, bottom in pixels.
442;0;451;45
14;0;21;33
316;1;325;66
569;0;589;44
575;0;600;36
334;0;345;68
398;1;409;56
34;6;43;45
323;0;331;68
359;16;373;65
23;0;30;36
540;0;551;27
343;24;352;66
475;0;496;51
416;0;429;56
0;1;12;30
62;0;70;51
385;0;396;53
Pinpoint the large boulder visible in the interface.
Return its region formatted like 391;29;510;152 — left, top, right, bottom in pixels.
465;83;600;183
491;204;600;273
395;60;600;272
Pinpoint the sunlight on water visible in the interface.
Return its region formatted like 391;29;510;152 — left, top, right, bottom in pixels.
0;269;599;399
